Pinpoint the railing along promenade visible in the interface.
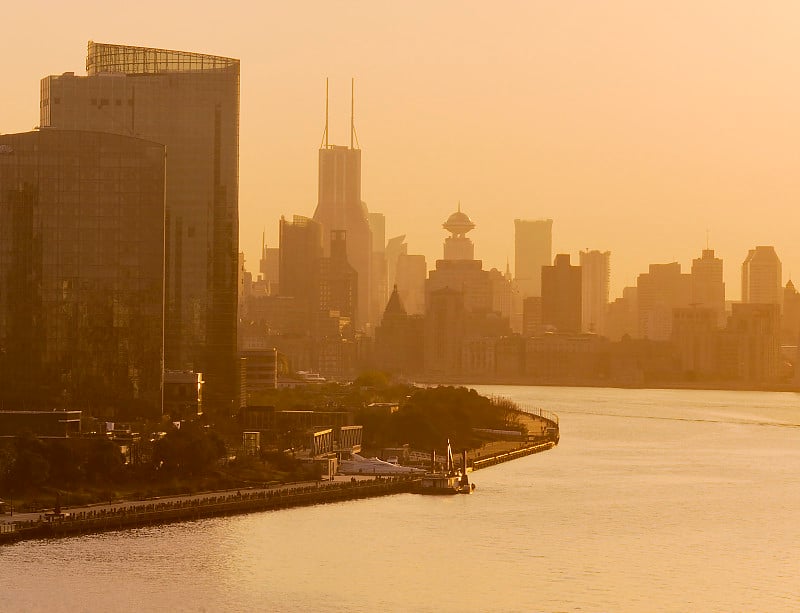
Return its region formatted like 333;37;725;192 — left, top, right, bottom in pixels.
0;476;416;545
472;398;560;471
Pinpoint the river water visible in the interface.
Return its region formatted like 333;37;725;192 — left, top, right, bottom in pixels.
3;386;800;612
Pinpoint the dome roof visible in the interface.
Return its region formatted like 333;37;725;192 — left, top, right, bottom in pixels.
442;205;475;234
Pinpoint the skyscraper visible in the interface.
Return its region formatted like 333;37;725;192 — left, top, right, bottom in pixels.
741;246;782;307
0;130;165;414
514;219;552;297
279;215;323;321
541;254;581;333
313;81;372;330
691;248;725;326
579;249;610;335
41;41;240;408
368;212;388;323
636;262;692;340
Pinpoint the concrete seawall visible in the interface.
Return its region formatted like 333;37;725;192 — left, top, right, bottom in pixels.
0;477;416;545
471;441;556;471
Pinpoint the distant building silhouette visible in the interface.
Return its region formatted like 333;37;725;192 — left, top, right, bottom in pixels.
741;246;782;308
424;287;466;376
369;212;388;325
313;81;372;330
782;280;800;344
514;219;552;297
396;253;427;315
0;130;166;415
318;230;358;327
259;234;280;296
443;204;476;260
279;215;323;325
579;250;610;335
691;249;726;327
542;254;582;334
606;287;638;341
385;235;406;292
672;306;717;379
717;303;780;382
41;41;241;408
375;286;424;374
522;297;543;337
427;207;493;313
636;263;691;341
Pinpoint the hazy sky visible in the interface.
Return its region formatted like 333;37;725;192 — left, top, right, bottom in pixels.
4;1;800;299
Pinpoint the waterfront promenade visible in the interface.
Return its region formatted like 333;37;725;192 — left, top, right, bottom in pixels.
0;475;415;544
1;408;559;544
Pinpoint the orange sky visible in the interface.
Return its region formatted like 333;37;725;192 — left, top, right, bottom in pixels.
4;1;800;299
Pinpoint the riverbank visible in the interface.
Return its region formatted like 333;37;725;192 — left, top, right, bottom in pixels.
0;476;416;545
1;408;560;545
419;376;800;394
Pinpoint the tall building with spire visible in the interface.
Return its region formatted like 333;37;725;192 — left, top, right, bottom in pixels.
41;41;240;408
312;80;372;330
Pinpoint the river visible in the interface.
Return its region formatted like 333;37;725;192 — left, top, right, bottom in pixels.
3;386;800;612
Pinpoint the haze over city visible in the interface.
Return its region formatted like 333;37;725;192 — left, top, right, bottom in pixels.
4;1;800;298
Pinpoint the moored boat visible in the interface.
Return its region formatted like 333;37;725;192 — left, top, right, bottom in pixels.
415;442;475;495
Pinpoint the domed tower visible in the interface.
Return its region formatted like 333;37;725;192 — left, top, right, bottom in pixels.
442;203;476;261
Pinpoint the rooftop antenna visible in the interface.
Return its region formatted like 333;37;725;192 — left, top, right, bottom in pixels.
320;78;329;149
706;228;710;250
350;77;360;149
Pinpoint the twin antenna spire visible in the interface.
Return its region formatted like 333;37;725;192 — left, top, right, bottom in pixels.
321;77;360;150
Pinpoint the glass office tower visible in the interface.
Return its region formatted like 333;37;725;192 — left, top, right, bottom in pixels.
40;41;240;408
0;130;165;415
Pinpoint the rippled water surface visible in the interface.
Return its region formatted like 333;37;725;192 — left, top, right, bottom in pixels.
4;386;800;612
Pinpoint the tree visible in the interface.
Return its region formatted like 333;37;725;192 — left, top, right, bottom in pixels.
11;432;50;489
153;423;226;477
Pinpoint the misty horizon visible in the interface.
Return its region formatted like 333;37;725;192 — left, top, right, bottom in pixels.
4;2;800;299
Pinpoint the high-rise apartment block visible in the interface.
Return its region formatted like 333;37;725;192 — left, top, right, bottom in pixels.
41;41;240;407
0;130;166;414
579;249;610;335
514;219;552;297
541;254;582;334
741;246;782;307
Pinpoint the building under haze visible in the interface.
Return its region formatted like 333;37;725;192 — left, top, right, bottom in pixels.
541;254;581;334
636;263;691;341
41;41;241;409
368;212;388;324
279;215;323;328
691;249;726;327
515;219;552;298
741;246;782;308
313;84;372;331
579;249;610;335
0;130;165;415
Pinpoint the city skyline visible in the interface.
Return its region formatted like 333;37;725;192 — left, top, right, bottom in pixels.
4;3;800;300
